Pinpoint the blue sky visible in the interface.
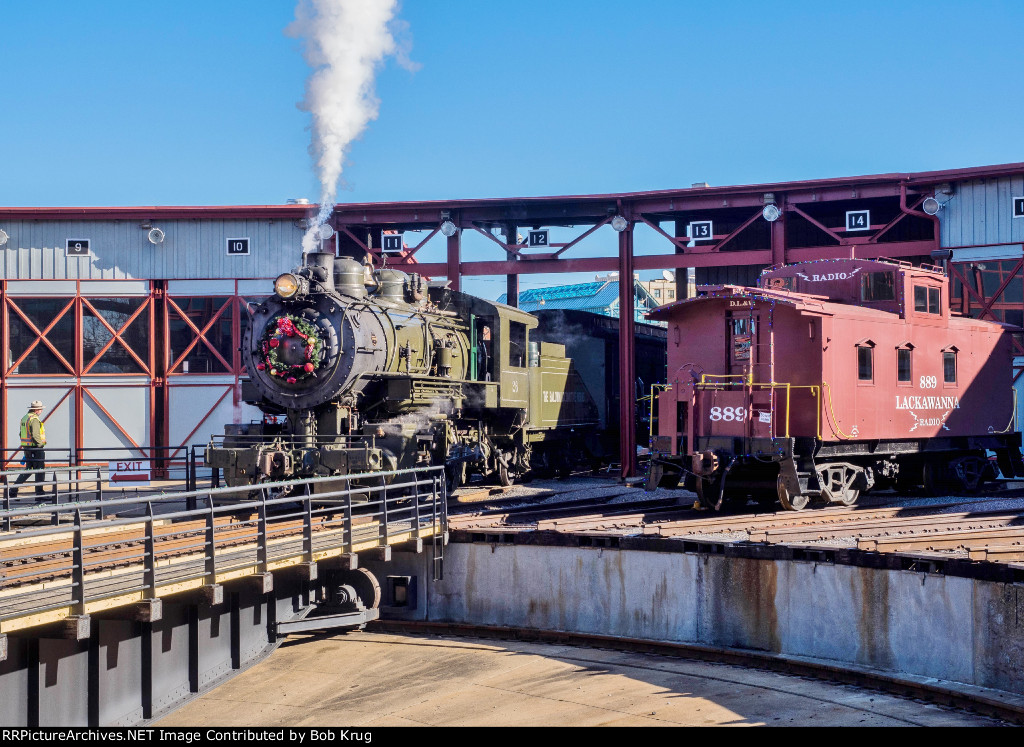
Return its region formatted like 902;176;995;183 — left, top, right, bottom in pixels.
2;1;1023;296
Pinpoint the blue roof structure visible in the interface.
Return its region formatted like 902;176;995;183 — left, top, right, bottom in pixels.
498;278;661;324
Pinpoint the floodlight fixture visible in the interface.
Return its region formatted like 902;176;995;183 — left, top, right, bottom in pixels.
762;204;781;222
611;215;629;232
440;220;458;237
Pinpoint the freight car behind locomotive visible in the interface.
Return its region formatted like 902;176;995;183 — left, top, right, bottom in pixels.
648;258;1024;509
205;251;599;497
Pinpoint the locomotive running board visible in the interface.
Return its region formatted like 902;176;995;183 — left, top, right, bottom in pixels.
275;607;380;636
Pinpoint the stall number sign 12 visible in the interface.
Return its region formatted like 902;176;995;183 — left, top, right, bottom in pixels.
528;230;549;247
227;238;250;255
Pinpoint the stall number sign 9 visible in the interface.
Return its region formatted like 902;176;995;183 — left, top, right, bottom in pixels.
226;238;250;255
66;239;90;256
688;221;713;240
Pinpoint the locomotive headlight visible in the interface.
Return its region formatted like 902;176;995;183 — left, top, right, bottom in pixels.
274;273;301;299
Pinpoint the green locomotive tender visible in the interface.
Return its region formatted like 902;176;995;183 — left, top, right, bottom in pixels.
205;251;599;493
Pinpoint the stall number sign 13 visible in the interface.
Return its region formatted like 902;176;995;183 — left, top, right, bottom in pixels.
689;221;713;240
226;238;250;255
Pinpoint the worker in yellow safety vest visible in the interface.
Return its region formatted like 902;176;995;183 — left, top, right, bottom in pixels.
11;400;46;497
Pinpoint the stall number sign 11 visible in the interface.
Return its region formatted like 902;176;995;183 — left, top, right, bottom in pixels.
226;238;250;255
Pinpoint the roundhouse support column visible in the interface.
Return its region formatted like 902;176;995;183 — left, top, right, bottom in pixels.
618;224;637;478
447;230;461;293
505;223;518;308
771;197;786;266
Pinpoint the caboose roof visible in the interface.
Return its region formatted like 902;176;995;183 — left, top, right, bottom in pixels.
641;284;914;323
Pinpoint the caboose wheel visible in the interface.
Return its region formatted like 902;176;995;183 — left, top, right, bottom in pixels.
777;475;809;511
951;454;989;493
498;460;512;487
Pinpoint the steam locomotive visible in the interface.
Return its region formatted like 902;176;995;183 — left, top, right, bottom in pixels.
647;258;1024;510
205;251;599;495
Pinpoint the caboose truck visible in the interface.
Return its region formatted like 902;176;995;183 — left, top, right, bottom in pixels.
647;258;1024;510
204;251;598;498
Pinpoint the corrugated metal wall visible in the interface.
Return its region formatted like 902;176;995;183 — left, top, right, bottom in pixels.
941;176;1024;248
0;219;306;279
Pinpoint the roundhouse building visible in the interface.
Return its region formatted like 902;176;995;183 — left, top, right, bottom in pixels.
0;205;309;467
4;161;1024;467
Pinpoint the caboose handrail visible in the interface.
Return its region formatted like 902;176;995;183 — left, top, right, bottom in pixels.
694;378;821;439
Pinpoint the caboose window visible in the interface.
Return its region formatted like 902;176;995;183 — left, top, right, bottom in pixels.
914;286;928;312
943;351;957;383
897;348;912;382
857;346;873;381
861;272;895;301
730;317;755;336
928;287;940;314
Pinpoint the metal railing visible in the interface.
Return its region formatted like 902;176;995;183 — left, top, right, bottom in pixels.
0;467;447;634
696;374;822;439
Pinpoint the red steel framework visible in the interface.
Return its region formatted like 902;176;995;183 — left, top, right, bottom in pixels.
0;279;267;471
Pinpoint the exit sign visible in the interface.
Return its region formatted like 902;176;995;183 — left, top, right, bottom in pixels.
108;460;151;485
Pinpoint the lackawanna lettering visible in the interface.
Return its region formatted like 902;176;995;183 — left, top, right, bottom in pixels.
895;395;960;410
543;391;587;403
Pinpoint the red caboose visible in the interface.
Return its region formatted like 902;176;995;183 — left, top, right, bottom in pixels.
647;258;1024;510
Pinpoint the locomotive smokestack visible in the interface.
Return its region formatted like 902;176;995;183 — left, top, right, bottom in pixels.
305;251;336;293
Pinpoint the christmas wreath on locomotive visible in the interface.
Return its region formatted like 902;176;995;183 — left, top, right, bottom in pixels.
204;251;599;497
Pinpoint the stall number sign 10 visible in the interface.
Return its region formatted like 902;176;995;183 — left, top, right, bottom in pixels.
226;238;250;255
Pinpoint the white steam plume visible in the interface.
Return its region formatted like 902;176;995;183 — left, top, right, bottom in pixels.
288;0;412;253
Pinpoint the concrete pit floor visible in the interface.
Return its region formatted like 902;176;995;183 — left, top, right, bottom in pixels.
156;632;1009;727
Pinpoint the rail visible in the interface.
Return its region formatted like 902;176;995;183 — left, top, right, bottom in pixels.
0;466;447;635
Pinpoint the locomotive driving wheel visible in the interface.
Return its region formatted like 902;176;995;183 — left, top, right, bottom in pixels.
777;474;809;511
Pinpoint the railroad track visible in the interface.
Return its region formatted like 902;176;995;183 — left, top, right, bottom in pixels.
368;618;1024;724
452;487;1024;566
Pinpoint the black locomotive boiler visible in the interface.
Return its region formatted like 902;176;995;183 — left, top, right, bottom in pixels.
205;251;599;494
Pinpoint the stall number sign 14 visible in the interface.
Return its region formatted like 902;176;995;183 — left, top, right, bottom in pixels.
846;210;870;231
